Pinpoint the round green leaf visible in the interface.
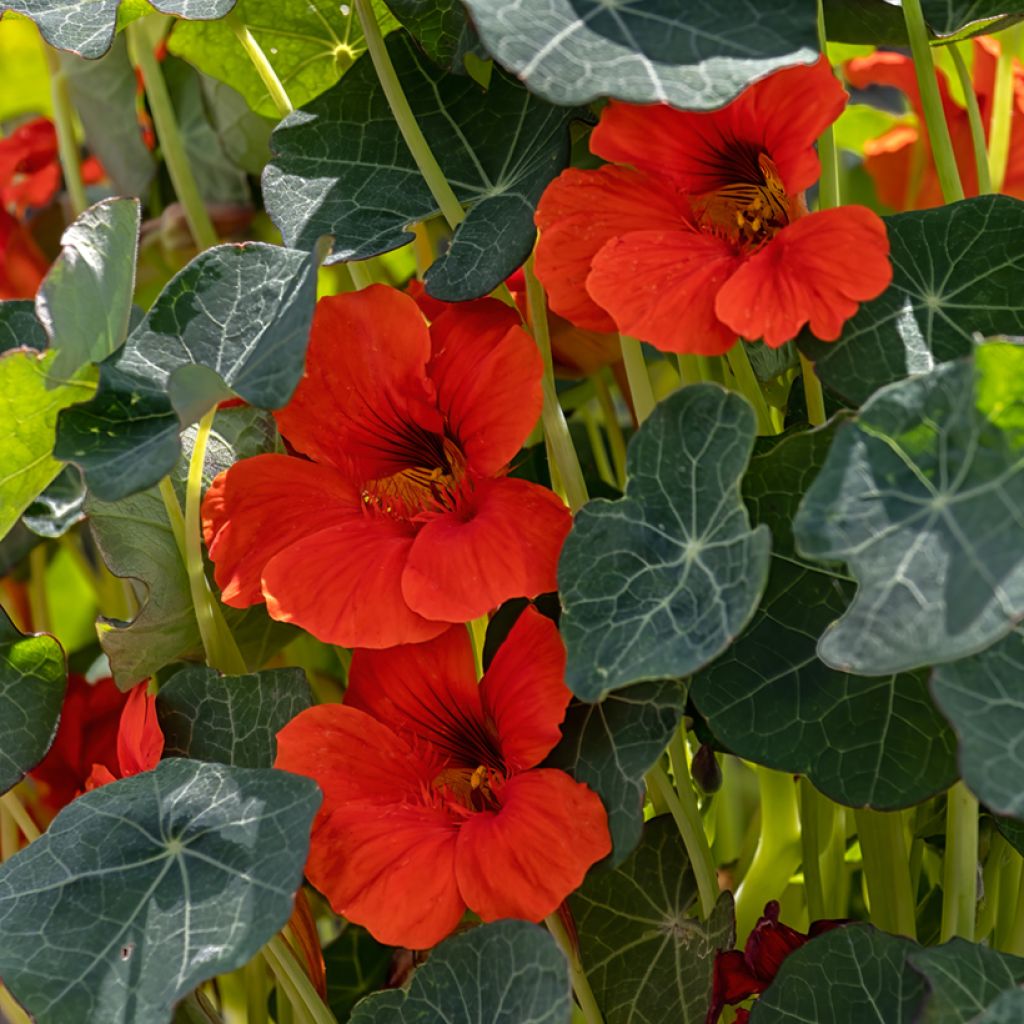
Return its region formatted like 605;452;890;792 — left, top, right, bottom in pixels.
908;941;1024;1024
0;300;46;352
921;1;1024;34
383;0;476;70
973;989;1024;1023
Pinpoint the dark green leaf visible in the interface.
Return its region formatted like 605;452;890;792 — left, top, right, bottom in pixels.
384;0;476;70
157;665;312;768
973;989;1024;1023
0;758;320;1024
559;384;771;700
994;815;1024;855
0;606;66;795
920;1;1024;34
570;815;735;1024
0;300;46;352
23;466;87;538
349;920;571;1024
55;241;323;502
909;940;1024;1024
799;197;1024;406
822;0;909;45
794;343;1024;675
324;926;392;1021
546;681;685;865
931;629;1024;819
201;77;275;176
461;0;817;108
263;31;581;301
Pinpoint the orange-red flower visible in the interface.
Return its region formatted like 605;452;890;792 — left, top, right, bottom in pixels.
274;608;611;948
0;207;48;299
203;285;572;649
846;38;1024;210
535;59;892;354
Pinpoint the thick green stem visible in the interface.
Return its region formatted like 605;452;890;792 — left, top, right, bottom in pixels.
583;405;615;487
977;831;1008;941
995;847;1023;951
676;354;703;386
0;801;17;861
263;935;337;1024
244;956;270;1024
619;336;656;424
128;22;219;250
353;0;465;230
1006;867;1024;957
346;260;375;290
724;342;773;435
592;373;627;488
545;912;605;1024
42;43;87;217
816;1;840;211
987;26;1023;192
940;781;979;941
650;759;718;919
950;43;994;194
227;12;293;118
854;808;917;938
901;0;965;203
0;791;40;843
696;355;726;386
799;778;832;923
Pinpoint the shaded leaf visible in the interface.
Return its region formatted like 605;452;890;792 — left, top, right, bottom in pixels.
384;0;476;70
349;920;570;1024
0;300;46;352
972;989;1024;1023
559;384;771;700
23;465;87;538
201;76;274;177
263;31;581;301
994;815;1024;855
570;815;735;1024
0;758;320;1024
324;926;392;1021
909;940;1024;1024
920;1;1024;34
822;0;909;45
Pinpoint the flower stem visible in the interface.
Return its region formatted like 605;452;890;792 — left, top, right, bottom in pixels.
592;373;627;488
815;0;840;211
995;846;1023;951
987;25;1023;192
263;935;338;1024
346;260;375;290
583;404;615;487
0;801;17;861
950;43;994;194
799;353;828;427
696;354;725;386
41;41;87;218
244;956;270;1024
353;0;465;231
799;778;831;923
940;781;979;941
0;790;40;844
226;12;293;118
854;808;917;938
676;354;703;386
976;830;1009;941
999;850;1024;955
901;0;966;203
724;342;774;435
619;336;656;424
128;21;219;250
545;910;605;1024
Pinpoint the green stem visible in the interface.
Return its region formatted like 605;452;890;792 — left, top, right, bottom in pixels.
353;0;465;230
901;0;966;203
815;0;840;211
1006;866;1024;957
619;336;656;423
950;43;994;194
0;791;40;843
41;42;87;218
940;781;979;941
583;405;615;487
995;847;1024;952
696;355;725;386
545;911;605;1024
724;342;773;435
524;257;589;512
976;830;1008;941
27;544;50;635
263;935;337;1024
650;760;718;919
799;352;827;427
0;800;17;861
676;354;703;386
227;12;293;118
799;778;831;923
592;373;627;489
128;22;219;250
854;808;917;938
987;25;1023;192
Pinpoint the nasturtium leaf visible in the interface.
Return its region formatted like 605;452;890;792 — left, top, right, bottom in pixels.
0;606;66;796
348;920;571;1024
55;241;323;502
324;926;392;1022
973;989;1024;1023
920;1;1024;34
384;0;476;71
149;0;235;16
931;629;1024;819
0;758;320;1024
822;0;909;45
157;666;312;769
909;940;1024;1024
461;0;817;109
23;465;87;538
169;0;398;120
559;384;771;700
263;31;582;301
546;681;685;865
794;343;1024;676
202;76;274;177
570;816;735;1024
798;196;1024;406
0;348;96;543
0;299;45;351
693;424;958;809
994;815;1024;855
37;197;140;382
750;925;924;1023
0;1;120;59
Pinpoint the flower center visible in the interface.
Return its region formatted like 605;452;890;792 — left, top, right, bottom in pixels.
692;153;791;247
361;435;466;520
433;763;502;812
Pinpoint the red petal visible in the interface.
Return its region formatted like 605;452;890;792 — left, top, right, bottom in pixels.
479;607;569;772
0;209;48;300
744;901;807;982
274;286;444;480
711;949;765;1014
402;477;571;624
534;166;690;331
587;229;741;355
116;683;164;778
428;300;542;476
455;770;610;923
260;514;449;648
202;454;359;608
714;207;892;347
845;51;953;123
84;763;118;791
3;164;61;214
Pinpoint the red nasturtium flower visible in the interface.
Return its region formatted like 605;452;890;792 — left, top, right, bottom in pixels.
0;207;48;299
534;58;893;354
274;608;611;948
846;38;1024;210
203;285;572;649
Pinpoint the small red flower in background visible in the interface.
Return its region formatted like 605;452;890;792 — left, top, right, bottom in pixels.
534;58;892;354
707;901;846;1023
846;38;1024;210
30;676;164;812
203;285;572;650
274;608;611;948
0;207;48;299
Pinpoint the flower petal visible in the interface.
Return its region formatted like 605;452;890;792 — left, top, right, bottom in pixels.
202;454;359;608
534;165;690;332
116;684;164;778
455;770;610;923
587;229;741;355
403;477;571;624
0;209;48;300
479;607;569;772
714;206;892;347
